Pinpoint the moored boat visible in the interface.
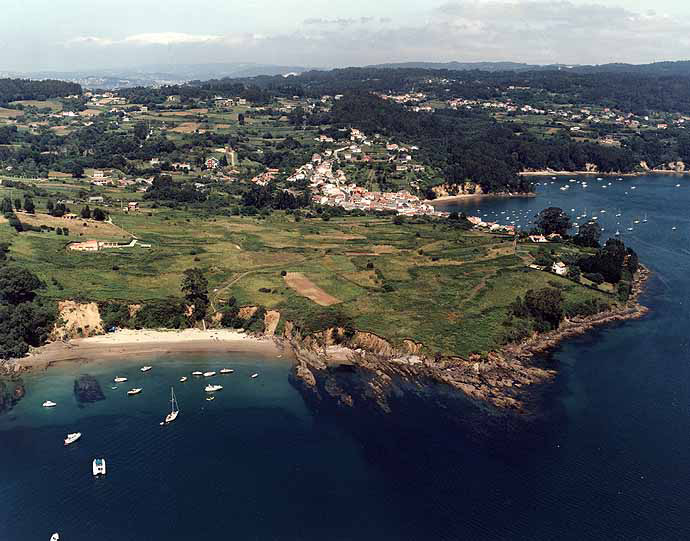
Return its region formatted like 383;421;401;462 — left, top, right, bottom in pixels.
204;384;223;392
92;458;106;476
64;432;81;446
127;388;143;396
251;373;259;379
161;387;179;425
191;371;203;376
114;377;128;383
179;376;188;382
50;534;59;541
219;368;234;374
203;371;216;377
140;366;152;372
42;401;57;408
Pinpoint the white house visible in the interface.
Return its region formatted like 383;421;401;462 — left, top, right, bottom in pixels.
552;262;568;276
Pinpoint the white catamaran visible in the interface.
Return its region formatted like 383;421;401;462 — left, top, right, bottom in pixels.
161;387;179;425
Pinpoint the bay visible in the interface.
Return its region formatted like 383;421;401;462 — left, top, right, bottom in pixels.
2;173;690;540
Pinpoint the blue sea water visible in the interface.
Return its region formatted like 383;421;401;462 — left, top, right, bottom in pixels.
2;173;690;540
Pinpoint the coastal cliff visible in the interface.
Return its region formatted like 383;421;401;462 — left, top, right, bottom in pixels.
285;267;650;415
11;269;649;417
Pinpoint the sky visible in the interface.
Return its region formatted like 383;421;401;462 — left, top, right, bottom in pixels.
2;0;690;72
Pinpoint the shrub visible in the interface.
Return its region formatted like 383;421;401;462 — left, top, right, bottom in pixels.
133;298;187;329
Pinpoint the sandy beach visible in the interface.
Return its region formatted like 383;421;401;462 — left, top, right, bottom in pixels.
18;328;289;371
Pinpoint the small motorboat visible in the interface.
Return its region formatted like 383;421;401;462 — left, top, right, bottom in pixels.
672;226;677;231
204;384;223;392
251;373;259;379
64;432;82;446
42;401;57;408
191;371;203;376
203;371;216;377
92;458;106;476
179;376;188;382
127;388;143;396
206;396;215;402
219;368;234;374
114;377;128;383
51;534;60;541
140;366;152;372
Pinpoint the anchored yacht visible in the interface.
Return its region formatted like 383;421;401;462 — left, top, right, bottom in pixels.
161;387;179;425
64;432;82;446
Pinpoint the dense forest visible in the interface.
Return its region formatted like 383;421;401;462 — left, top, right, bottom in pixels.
0;240;55;359
0;78;81;105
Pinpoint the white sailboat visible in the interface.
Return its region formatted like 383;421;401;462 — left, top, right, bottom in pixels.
161;387;179;425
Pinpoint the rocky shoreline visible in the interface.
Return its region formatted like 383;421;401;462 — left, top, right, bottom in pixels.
287;267;651;416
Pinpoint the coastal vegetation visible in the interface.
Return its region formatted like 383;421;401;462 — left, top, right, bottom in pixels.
0;180;636;360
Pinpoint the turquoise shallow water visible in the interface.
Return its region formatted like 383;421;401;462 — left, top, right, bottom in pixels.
3;173;690;540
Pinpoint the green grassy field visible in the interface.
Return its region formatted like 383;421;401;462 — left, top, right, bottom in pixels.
1;198;614;356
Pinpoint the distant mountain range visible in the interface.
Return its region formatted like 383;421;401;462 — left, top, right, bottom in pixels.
367;60;690;76
3;60;690;89
0;63;312;89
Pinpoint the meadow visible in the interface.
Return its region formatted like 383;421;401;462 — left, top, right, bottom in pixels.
0;191;613;356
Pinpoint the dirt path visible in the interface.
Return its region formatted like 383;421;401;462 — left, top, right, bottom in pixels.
284;272;341;306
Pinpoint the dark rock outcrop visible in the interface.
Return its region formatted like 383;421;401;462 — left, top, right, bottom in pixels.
73;374;105;403
0;377;25;415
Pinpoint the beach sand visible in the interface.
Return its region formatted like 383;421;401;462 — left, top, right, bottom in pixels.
18;329;288;371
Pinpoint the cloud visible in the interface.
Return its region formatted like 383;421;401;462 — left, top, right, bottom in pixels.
68;32;221;47
123;32;222;46
59;2;690;69
303;17;375;26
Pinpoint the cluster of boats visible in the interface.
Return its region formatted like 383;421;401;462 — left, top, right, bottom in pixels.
45;364;263;539
43;364;261;447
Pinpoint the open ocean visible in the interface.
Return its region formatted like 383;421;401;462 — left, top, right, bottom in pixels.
2;173;690;540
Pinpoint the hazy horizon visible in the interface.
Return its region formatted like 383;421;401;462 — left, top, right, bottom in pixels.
3;0;690;73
